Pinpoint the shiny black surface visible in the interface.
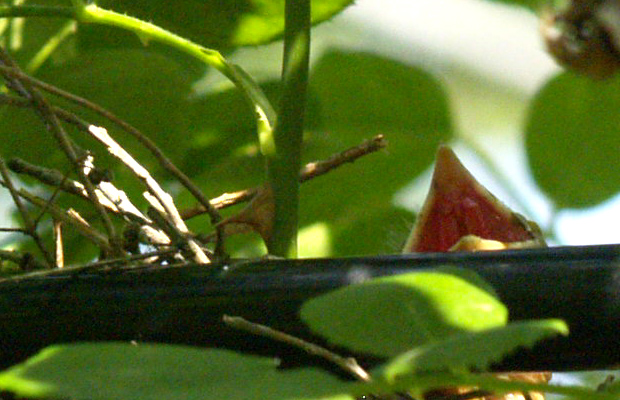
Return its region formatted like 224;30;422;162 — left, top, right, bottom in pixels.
1;244;619;370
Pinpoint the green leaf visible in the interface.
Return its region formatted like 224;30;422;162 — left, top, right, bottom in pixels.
300;51;452;256
525;73;620;208
91;0;355;48
329;206;415;256
300;271;507;358
0;343;354;400
379;319;568;381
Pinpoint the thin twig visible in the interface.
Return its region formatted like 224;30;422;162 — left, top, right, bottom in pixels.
0;64;223;226
181;135;388;220
0;48;119;256
31;163;73;227
300;134;387;183
222;315;371;382
13;186;110;250
8;158;152;226
53;219;64;268
0;159;54;267
0;227;27;233
87;125;209;264
0;78;221;257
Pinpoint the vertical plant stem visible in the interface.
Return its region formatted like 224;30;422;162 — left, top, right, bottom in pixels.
262;0;311;257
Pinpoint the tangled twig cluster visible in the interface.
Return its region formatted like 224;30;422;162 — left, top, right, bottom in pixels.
0;47;387;271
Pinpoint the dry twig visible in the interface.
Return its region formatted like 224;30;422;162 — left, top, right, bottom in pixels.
181;134;387;220
0;64;223;227
0;48;121;256
0;158;54;267
222;315;370;382
87;125;209;264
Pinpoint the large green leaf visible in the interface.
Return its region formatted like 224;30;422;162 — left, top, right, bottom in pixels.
300;271;507;358
300;51;452;256
525;73;620;208
91;0;355;48
0;343;353;400
379;319;568;380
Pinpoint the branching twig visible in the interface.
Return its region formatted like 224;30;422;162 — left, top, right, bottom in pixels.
0;59;223;227
87;125;209;264
222;315;371;382
0;73;225;257
300;134;387;183
0;48;120;256
181;135;388;220
0;158;54;267
12;186;110;250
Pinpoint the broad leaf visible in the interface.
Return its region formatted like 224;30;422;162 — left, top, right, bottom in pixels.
90;0;355;48
0;343;353;400
525;73;620;208
300;271;507;358
379;319;568;381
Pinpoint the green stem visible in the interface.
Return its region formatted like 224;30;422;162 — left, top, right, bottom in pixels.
26;20;76;74
262;0;311;257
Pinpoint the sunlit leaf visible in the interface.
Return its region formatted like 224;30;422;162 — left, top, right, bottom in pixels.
525;73;620;208
0;343;354;400
379;319;568;381
300;271;507;358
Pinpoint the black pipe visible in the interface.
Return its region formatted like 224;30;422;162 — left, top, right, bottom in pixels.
1;244;619;371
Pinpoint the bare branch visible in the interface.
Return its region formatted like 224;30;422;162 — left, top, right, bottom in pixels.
87;125;209;264
0;158;54;267
223;315;371;382
0;48;120;256
300;134;387;183
13;186;110;250
0;64;223;226
181;135;387;220
8;158;154;226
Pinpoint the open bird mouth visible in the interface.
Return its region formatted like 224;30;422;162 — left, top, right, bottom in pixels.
403;146;544;253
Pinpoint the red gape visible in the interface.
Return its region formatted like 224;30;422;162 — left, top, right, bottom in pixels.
404;146;539;253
